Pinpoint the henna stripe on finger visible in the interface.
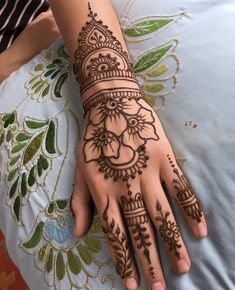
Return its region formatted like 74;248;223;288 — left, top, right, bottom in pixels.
102;196;133;279
167;154;202;222
120;183;156;279
155;201;182;259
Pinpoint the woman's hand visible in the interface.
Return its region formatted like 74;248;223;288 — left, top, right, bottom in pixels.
48;1;208;289
72;91;207;290
0;10;60;83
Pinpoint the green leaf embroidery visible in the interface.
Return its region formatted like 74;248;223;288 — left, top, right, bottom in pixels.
89;216;102;233
16;131;31;142
25;117;48;129
77;244;92;265
57;45;69;59
45;121;56;154
44;69;56;78
11;143;27;154
34;64;44;71
13;195;21;222
134;44;173;73
6;130;13;142
38;244;48;262
83;236;101;253
39;155;49;170
28;166;36;187
28;75;40;85
143;83;165;93
46;248;54;273
9;177;19;199
23;132;44;165
32;80;43;90
51;70;61;80
42;84;50;97
8;168;18;182
46;64;55;70
37;158;43;177
56;251;65;281
67;250;81;274
54;73;68;98
146;64;168;77
0;133;4;145
3;112;15;128
56;200;68;210
34;83;44;94
53;59;62;65
21;173;27;197
47;202;55;214
22;221;44;248
124;19;173;37
10;155;20;166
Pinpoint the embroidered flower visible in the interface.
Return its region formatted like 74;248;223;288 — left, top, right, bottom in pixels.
122;107;159;149
89;98;140;136
83;123;120;161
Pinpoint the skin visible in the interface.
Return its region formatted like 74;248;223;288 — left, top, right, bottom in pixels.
0;10;60;84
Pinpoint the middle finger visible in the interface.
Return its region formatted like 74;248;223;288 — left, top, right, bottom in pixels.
120;180;166;290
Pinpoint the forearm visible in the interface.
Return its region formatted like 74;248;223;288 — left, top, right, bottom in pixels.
0;11;60;84
49;0;140;107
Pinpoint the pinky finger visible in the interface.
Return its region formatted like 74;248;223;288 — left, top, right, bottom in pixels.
161;154;208;239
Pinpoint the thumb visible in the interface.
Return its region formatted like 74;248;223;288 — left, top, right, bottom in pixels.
71;166;92;237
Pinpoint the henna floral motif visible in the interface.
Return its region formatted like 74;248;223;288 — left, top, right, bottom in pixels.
120;184;155;278
167;154;202;222
155;201;181;258
74;4;159;181
102;196;133;279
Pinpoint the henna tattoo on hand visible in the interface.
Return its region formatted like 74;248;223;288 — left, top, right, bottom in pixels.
73;3;140;108
155;201;181;258
167;154;202;222
102;196;133;279
120;183;155;279
73;4;159;181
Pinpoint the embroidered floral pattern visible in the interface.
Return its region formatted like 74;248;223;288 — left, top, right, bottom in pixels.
6;114;60;224
21;200;108;289
25;45;71;102
123;12;184;109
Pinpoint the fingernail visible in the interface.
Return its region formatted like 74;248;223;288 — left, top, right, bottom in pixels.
176;259;189;273
126;278;138;290
152;281;165;290
197;222;208;238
